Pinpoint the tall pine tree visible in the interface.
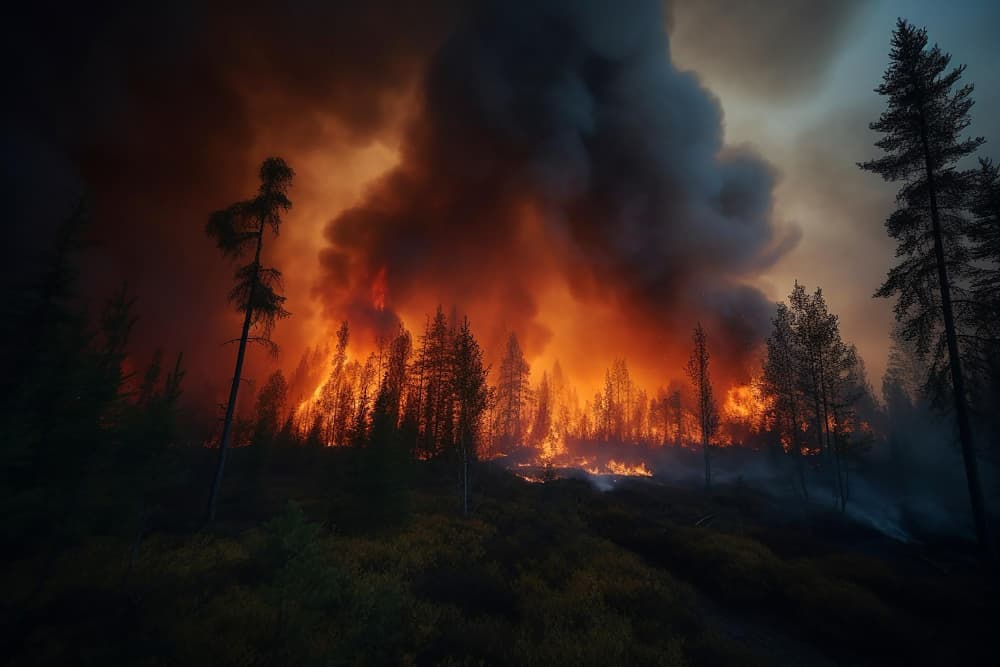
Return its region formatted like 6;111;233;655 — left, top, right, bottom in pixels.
763;302;808;498
452;317;488;515
205;157;294;522
859;20;988;549
496;332;530;450
686;323;717;490
966;159;1000;452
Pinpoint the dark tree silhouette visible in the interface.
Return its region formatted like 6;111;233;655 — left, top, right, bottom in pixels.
253;370;289;446
119;348;186;580
315;321;350;446
668;387;683;448
859;20;989;549
965;159;1000;451
788;283;861;511
763;302;808;498
349;326;414;529
205;157;294;523
2;200;89;406
452;317;488;515
686;323;717;490
496;332;530;449
370;325;412;442
530;371;553;448
969;159;1000;292
411;307;455;458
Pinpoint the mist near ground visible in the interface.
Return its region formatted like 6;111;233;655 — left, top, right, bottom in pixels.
501;418;1000;546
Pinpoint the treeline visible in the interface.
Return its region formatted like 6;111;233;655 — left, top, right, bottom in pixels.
5;18;996;547
266;319;698;458
293;310;489;470
242;290;880;502
206;18;1000;545
212;251;907;517
761;283;876;509
0;204;188;558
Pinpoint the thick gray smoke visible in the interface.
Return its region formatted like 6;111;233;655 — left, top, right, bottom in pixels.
6;0;802;398
317;0;799;374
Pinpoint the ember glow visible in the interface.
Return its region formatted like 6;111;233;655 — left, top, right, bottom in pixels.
267;0;808;476
306;1;795;406
606;460;653;477
370;266;388;313
286;313;775;479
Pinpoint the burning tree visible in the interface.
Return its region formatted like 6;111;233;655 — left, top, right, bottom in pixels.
312;322;351;445
529;371;553;451
496;332;530;451
205;157;293;522
686;323;718;490
667;386;684;447
252;370;288;447
369;325;412;443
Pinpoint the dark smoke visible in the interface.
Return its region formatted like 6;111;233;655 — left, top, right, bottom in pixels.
317;0;798;376
5;0;798;399
2;0;472;402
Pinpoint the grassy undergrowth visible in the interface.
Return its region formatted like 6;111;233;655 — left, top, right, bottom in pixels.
1;448;994;666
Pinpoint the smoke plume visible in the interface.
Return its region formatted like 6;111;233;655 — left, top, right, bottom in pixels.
6;0;798;399
317;0;798;387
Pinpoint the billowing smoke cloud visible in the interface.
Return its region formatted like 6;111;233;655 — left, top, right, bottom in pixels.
3;1;473;404
317;0;797;386
5;0;797;403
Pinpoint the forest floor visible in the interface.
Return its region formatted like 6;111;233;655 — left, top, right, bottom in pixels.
2;446;996;666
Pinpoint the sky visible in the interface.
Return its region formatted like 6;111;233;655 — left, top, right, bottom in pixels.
669;0;1000;385
4;0;999;404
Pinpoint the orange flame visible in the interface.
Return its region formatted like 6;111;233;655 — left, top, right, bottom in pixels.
722;382;769;424
370;265;388;312
605;459;653;477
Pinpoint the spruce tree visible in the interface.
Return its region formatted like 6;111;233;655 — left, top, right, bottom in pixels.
859;20;988;549
966;159;1000;456
452;317;488;515
686;323;717;490
763;302;808;498
205;157;293;522
497;332;530;449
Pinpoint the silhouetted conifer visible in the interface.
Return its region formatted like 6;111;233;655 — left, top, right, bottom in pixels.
860;20;988;549
205;157;294;522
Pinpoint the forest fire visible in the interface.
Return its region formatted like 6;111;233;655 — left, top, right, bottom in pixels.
605;460;654;477
11;1;1000;663
513;457;653;483
722;383;769;426
274;269;890;499
283;305;773;477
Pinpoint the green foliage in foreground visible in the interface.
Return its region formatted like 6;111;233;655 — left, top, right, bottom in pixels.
2;454;995;666
2;475;746;666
